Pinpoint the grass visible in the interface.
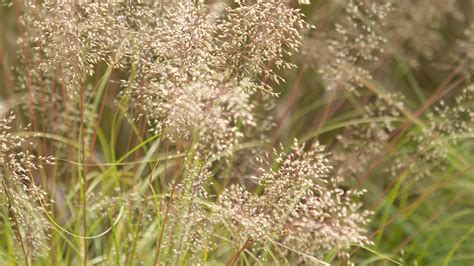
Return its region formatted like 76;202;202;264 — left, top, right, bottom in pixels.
0;1;473;265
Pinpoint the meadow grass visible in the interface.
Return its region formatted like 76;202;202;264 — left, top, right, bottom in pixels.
0;1;473;265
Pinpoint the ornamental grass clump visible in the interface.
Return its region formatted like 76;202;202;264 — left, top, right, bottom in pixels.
1;0;473;265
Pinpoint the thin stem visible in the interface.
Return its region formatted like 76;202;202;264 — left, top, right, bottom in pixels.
227;239;251;266
79;82;88;266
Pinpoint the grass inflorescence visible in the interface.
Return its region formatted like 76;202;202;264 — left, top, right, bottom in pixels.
0;0;473;265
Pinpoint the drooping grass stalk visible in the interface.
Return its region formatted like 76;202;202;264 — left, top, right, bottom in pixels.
1;179;29;266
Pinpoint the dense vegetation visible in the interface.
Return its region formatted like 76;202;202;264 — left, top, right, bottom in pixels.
0;1;473;265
